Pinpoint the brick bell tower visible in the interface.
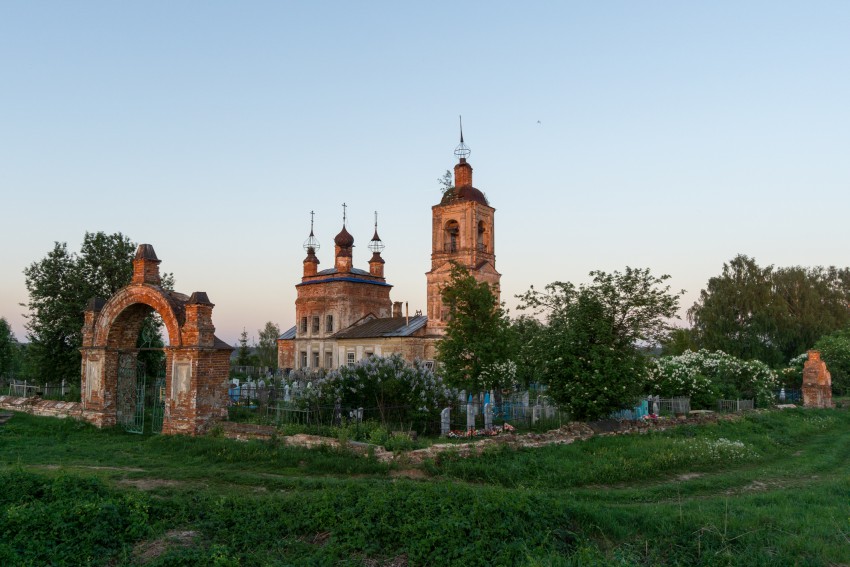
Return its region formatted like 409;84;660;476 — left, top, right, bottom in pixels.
425;122;500;333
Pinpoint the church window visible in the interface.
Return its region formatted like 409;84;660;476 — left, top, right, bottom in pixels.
300;351;307;368
477;221;486;251
312;351;319;368
312;316;320;334
424;361;434;371
346;352;355;367
326;314;334;333
300;317;307;334
444;220;459;253
325;352;333;368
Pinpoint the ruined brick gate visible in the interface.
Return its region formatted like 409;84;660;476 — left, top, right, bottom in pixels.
79;244;232;435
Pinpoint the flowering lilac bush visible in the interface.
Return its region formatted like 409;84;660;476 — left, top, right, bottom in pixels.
302;353;454;431
648;350;778;408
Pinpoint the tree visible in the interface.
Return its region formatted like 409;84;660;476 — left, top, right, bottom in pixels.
436;263;514;392
22;241;85;381
518;267;684;349
508;315;546;387
438;170;454;196
518;267;684;419
688;255;850;366
660;327;699;356
256;321;281;369
0;317;20;377
235;328;256;367
537;290;647;420
21;232;172;382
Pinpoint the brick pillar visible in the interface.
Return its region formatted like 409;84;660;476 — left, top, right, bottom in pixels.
132;244;161;285
184;292;216;348
454;158;472;187
81;297;106;347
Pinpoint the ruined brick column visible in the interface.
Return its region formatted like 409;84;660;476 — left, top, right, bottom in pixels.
802;350;834;408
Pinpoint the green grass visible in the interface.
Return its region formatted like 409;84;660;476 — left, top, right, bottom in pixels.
1;409;849;565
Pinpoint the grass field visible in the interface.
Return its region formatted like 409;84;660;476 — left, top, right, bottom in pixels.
1;408;849;566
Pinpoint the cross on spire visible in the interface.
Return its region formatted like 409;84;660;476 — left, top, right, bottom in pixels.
342;202;347;226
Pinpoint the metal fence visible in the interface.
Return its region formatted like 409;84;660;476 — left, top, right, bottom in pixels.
439;399;568;433
717;399;754;412
5;379;70;400
655;396;691;416
229;366;287;380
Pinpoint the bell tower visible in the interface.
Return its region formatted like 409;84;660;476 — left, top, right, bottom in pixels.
425;122;500;333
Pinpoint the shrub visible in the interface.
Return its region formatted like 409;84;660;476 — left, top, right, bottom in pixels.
648;350;778;407
301;354;454;434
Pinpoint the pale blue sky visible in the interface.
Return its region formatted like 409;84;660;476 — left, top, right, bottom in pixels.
2;1;849;345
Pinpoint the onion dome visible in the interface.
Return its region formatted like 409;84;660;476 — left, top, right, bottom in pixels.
334;225;354;248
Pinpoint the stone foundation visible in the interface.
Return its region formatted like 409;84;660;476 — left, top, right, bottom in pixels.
0;396;84;420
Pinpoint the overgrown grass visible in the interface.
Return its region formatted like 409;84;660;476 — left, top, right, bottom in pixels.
2;409;850;565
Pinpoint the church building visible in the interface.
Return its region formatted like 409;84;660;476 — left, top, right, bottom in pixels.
277;134;500;372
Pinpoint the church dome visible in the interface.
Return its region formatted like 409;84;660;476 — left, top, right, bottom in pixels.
334;225;354;247
441;185;489;206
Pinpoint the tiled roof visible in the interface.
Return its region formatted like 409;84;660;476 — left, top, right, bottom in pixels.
331;316;428;339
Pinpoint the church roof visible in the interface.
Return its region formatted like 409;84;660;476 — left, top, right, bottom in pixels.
440;185;489;206
316;267;371;276
278;325;297;340
331;316;428;339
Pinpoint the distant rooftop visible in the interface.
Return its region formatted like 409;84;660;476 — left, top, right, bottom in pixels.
331;315;427;339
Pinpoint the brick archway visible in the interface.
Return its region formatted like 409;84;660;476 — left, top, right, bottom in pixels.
79;244;232;435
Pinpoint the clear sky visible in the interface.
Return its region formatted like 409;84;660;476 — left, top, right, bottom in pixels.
2;1;849;346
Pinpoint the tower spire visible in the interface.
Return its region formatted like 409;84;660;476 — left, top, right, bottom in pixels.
454;115;471;160
369;211;385;253
303;210;320;252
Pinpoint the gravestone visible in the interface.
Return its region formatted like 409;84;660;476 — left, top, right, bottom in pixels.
440;407;451;436
802;350;833;408
484;403;493;431
466;402;475;432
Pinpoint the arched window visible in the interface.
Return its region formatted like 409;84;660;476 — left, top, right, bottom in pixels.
444;220;459;253
477;221;486;251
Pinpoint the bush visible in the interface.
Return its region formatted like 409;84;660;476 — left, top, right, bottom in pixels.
0;470;151;565
301;354;454;434
649;350;778;407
